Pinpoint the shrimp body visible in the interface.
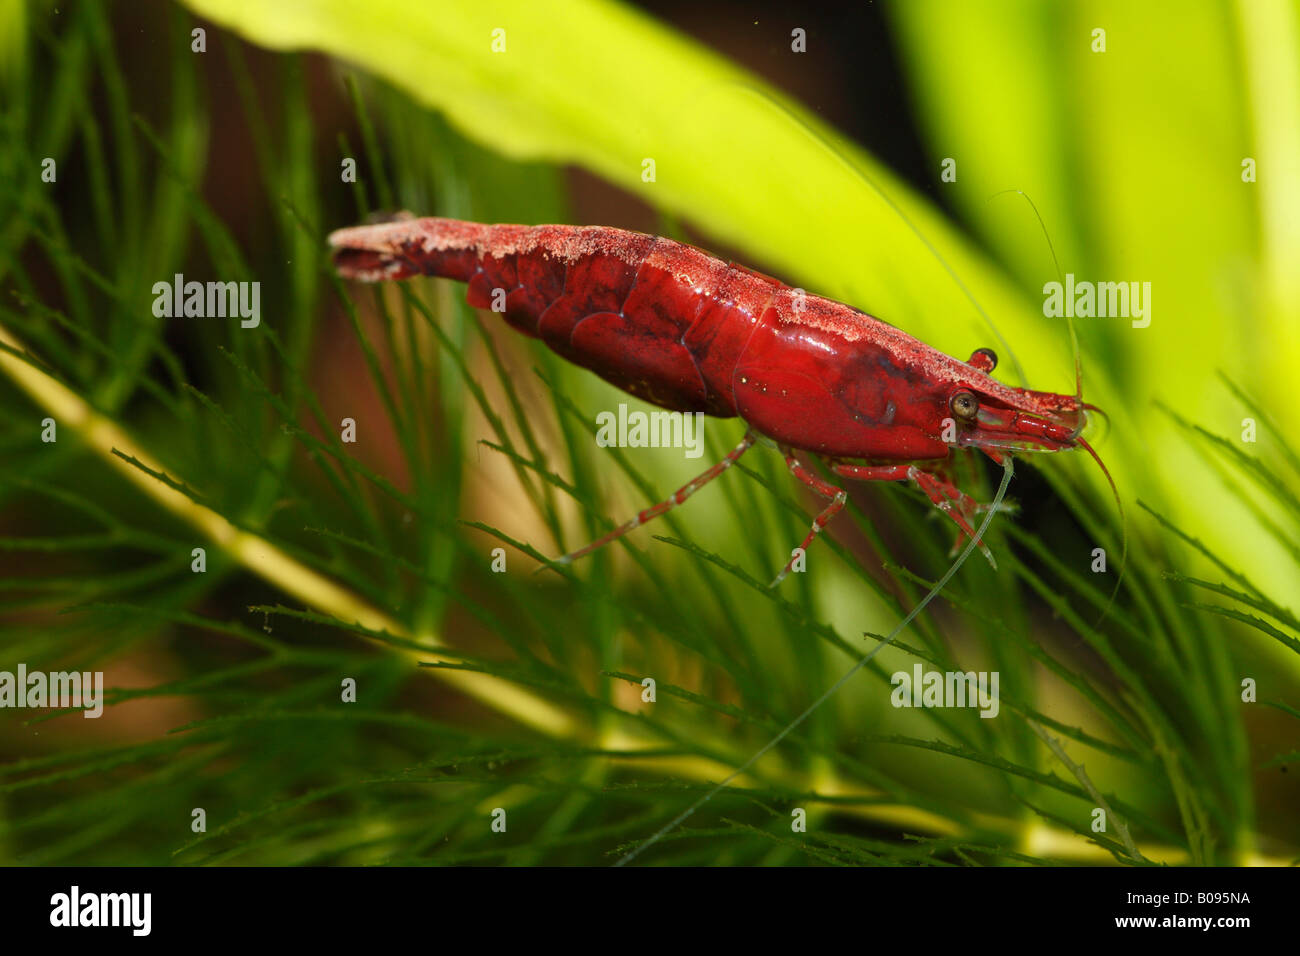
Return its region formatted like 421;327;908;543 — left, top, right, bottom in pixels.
331;218;1097;580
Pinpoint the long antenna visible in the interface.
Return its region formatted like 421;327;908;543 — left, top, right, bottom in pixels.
985;189;1127;626
984;188;1082;434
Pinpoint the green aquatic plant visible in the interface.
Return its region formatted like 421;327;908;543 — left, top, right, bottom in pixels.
0;0;1294;866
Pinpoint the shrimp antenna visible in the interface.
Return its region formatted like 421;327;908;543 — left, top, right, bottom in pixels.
984;188;1083;435
1077;436;1128;628
692;80;1028;387
614;458;1015;866
985;189;1127;626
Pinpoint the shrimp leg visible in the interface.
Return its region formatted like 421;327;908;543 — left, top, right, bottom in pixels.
771;448;847;588
547;431;757;569
830;462;996;567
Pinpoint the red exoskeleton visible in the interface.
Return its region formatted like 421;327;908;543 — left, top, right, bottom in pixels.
330;217;1107;585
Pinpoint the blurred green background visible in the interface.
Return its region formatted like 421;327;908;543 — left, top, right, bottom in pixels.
0;0;1295;865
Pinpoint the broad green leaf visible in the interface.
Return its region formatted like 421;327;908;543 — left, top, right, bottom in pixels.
889;0;1300;628
178;1;1055;372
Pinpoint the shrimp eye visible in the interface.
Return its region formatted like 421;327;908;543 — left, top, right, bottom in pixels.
949;390;979;421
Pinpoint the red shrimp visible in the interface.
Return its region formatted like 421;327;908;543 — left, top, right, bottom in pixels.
329;217;1107;585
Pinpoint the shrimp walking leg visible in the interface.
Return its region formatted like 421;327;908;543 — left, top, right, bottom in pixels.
831;462;996;567
548;431;757;568
771;448;848;588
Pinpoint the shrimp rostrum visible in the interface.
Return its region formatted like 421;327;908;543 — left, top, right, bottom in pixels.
330;217;1106;585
